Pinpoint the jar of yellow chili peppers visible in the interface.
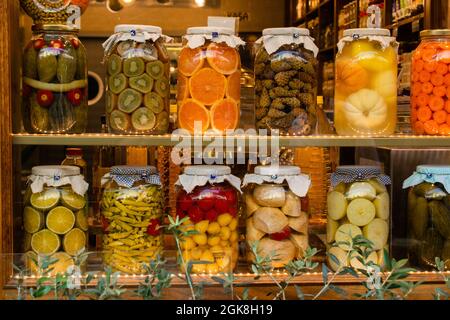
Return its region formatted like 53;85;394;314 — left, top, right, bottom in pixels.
100;166;164;274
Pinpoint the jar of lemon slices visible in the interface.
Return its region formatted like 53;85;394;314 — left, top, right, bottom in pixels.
22;165;89;275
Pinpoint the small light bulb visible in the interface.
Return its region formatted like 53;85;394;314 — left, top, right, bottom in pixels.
195;0;205;7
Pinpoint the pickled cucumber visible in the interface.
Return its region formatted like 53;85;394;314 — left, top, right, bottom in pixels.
30;94;49;132
23;47;38;79
429;200;450;239
420;228;444;266
37;52;57;83
48;94;75;133
57;47;77;83
410;197;429;240
76;46;87;80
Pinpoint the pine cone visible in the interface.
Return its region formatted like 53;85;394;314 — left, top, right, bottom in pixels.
275;70;298;86
285;57;306;70
255;80;263;92
271;60;292;72
256;49;269;63
289;79;304;90
262;79;275;89
302;83;314;93
256;116;271;129
259;88;271;108
255;107;269;120
269;114;295;129
271;98;285;110
298;71;315;84
270;87;297;98
298;93;314;106
263;64;275;79
255;63;266;75
281;97;301;108
268;108;287;118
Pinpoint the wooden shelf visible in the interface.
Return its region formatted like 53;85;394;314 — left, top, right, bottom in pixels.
11;133;450;148
386;13;424;30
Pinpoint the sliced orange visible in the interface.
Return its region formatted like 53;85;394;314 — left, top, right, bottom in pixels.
177;74;189;102
206;43;239;75
189;68;226;105
178;99;210;133
226;71;241;102
178;47;204;76
210;98;239;132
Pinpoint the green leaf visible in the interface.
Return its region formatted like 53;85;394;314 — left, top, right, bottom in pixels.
329;284;347;297
393;259;408;270
294;285;305;300
322;263;328;284
384;249;392;270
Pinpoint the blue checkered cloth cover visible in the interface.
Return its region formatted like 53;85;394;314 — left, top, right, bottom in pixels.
331;166;391;188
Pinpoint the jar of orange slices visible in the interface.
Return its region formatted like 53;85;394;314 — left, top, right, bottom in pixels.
334;28;398;136
411;30;450;136
176;27;244;133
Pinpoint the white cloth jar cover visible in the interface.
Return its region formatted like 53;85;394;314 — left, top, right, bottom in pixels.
183;26;245;49
242;165;311;197
255;27;319;57
102;24;173;58
28;165;89;196
176;165;242;194
337;28;398;54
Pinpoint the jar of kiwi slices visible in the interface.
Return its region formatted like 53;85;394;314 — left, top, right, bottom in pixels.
103;25;172;134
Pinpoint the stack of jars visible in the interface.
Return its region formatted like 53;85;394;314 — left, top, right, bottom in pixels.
20;1;89;134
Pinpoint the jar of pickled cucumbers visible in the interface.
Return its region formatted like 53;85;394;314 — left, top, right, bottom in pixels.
242;166;311;268
254;28;319;135
22;165;89;274
100;166;164;274
175;165;241;273
326;166;391;271
103;25;172;134
411;30;450;136
22;25;88;134
403;165;450;270
176;27;244;133
334;28;398;136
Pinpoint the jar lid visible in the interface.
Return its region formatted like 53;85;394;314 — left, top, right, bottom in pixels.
343;28;390;37
103;166;161;188
331;166;391;187
254;165;301;176
183;165;231;176
186;26;234;36
66;148;83;157
420;29;450;38
262;27;310;37
416;165;450;175
32;165;80;177
110;165;159;175
32;24;80;32
114;24;162;35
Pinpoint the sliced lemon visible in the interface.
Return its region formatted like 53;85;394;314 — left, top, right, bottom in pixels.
61;190;86;211
51;252;74;274
63;228;86;256
46;206;75;235
31;229;60;255
23;206;44;233
30;189;60;211
23;232;32;252
75;210;89;231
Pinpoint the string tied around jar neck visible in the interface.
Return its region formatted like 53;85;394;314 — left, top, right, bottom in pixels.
403;165;450;193
331;166;391;188
102;166;161;188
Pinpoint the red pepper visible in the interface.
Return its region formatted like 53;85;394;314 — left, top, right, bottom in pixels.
101;216;110;233
146;218;161;236
70;38;80;49
36;90;54;107
50;39;65;49
270;227;291;241
188;206;203;223
33;38;46;50
67;88;83;106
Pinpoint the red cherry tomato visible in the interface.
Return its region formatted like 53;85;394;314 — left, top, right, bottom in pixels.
178;193;193;211
33;38;46;50
214;198;229;213
223;189;237;204
146;218;161;236
70;38;80;49
188;206;203;223
36;90;54;107
197;197;214;211
228;205;238;217
50;39;65;49
270;227;291;241
67;88;83;106
205;209;219;222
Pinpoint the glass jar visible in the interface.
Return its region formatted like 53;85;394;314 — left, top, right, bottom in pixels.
403;165;450;270
254;28;319;135
103;25;171;135
19;0;89;25
177;27;244;133
334;28;398;136
61;148;87;177
22;25;88;134
175;166;241;273
100;166;164;274
22;165;89;274
411;30;450;136
243;166;311;268
326;166;391;271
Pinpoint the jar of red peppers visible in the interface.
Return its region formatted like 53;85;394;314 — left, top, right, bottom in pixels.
411;30;450;136
175;166;242;274
242;166;311;268
100;166;164;274
22;25;88;134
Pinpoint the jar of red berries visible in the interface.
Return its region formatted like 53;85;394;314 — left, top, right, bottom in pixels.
175;165;242;274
